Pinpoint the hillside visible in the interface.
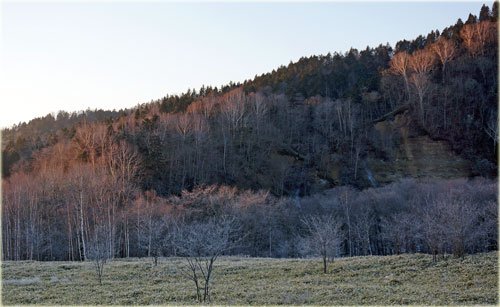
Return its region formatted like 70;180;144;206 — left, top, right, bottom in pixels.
2;6;497;194
2;252;497;305
1;4;498;262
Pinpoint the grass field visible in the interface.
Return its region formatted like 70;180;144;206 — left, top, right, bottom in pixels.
1;252;497;305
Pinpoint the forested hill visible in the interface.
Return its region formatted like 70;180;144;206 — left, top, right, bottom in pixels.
3;4;497;195
2;3;498;262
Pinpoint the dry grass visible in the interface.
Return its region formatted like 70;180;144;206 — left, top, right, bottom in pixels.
2;252;497;305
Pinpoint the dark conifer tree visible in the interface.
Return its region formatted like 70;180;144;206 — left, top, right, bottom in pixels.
465;13;478;24
479;4;491;21
492;1;499;22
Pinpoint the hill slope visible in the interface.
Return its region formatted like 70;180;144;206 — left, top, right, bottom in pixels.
1;4;498;262
2;6;497;195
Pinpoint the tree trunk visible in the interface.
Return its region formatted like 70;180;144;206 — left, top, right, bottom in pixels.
79;189;87;261
147;216;152;258
403;75;410;101
125;217;130;258
204;258;215;302
268;230;272;258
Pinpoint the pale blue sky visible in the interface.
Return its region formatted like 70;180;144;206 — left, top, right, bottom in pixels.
0;1;485;127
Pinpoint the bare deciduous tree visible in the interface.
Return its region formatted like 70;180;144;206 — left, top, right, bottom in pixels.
409;49;436;75
354;206;375;255
408;49;435;124
440;196;483;259
135;192;171;265
461;21;496;57
174;216;241;303
390;51;411;100
409;73;433;122
431;37;456;83
484;111;498;153
301;215;342;273
88;225;109;285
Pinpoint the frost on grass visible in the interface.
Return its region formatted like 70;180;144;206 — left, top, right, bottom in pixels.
3;277;41;285
50;276;71;283
1;252;497;305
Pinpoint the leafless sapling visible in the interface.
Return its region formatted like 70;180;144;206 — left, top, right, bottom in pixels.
174;215;241;303
87;225;110;285
301;214;342;274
